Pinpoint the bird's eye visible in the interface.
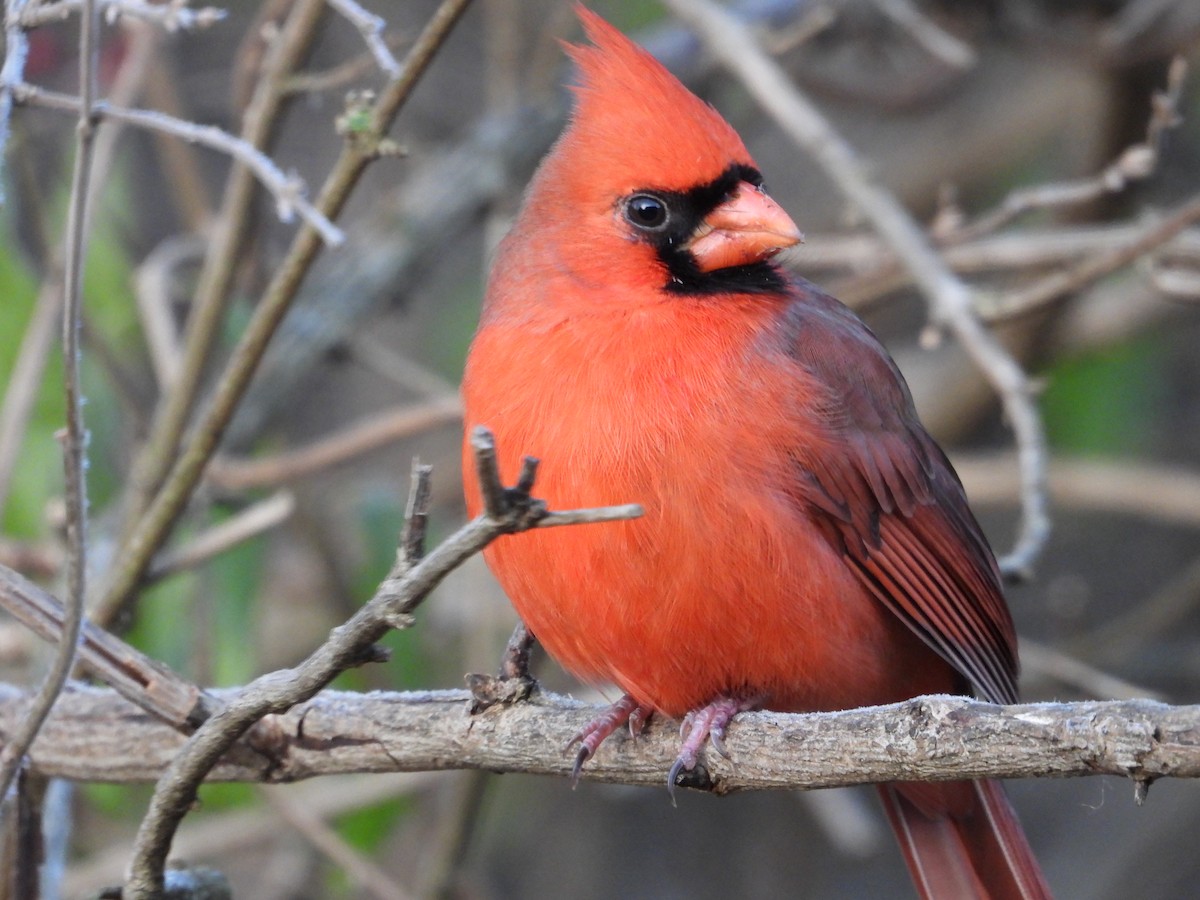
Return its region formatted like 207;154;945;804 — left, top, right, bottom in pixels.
625;194;669;230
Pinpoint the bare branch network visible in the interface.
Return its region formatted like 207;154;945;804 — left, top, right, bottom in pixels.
4;684;1197;794
0;0;1198;896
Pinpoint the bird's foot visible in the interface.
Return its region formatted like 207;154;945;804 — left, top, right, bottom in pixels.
667;696;758;803
565;693;654;786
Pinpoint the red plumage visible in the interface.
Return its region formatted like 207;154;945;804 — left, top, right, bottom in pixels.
462;8;1051;898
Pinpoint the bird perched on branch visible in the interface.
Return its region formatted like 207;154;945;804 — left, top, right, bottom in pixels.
462;7;1051;898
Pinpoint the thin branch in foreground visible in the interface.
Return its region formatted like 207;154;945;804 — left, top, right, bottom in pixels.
327;0;402;77
0;0;99;803
19;0;227;30
122;429;642;898
12;85;345;247
662;0;1049;578
11;685;1200;790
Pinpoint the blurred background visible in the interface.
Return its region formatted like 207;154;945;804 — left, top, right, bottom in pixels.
2;0;1199;897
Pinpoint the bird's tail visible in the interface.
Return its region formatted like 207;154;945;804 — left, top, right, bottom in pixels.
877;779;1053;899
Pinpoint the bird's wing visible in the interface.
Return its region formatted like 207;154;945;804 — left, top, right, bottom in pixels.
782;280;1018;705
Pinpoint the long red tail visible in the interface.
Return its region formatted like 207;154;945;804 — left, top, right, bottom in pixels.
877;779;1053;899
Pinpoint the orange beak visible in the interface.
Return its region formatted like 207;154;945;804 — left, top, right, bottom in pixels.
685;182;803;273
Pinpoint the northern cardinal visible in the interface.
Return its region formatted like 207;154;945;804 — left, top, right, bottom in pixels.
462;8;1051;898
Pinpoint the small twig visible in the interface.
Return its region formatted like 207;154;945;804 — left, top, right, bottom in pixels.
399;461;434;569
20;0;226;30
499;621;534;683
870;0;976;69
467;620;536;712
470;425;511;521
262;786;413;900
133;235;207;391
0;0;101;803
146;491;296;583
122;430;640;898
948;57;1187;244
284;32;409;95
979;192;1200;323
12;84;345;247
206;397;462;491
327;0;401;77
662;0;1049;577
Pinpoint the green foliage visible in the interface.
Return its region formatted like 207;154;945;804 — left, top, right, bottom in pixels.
1041;333;1164;456
208;512;267;686
0;222;61;538
334;795;412;853
125;574;198;676
196;782;257;811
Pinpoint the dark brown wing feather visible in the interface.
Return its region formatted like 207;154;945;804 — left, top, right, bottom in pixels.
783;279;1018;705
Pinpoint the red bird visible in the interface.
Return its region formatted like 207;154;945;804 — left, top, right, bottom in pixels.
462;9;1052;899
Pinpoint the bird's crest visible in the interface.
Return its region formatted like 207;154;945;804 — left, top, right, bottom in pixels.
556;6;756;198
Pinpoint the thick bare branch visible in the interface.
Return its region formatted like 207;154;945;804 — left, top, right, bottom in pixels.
8;684;1198;792
0;565;214;728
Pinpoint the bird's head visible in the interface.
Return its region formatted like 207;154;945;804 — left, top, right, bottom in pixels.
517;6;803;300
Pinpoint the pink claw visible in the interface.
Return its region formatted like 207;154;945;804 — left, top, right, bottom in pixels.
666;696;757;803
566;694;653;785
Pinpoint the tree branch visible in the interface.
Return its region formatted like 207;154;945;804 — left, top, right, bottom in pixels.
93;0;476;630
121;426;640;898
8;684;1198;794
11;85;345;247
19;0;226;31
327;0;401;77
0;564;215;728
0;0;99;801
